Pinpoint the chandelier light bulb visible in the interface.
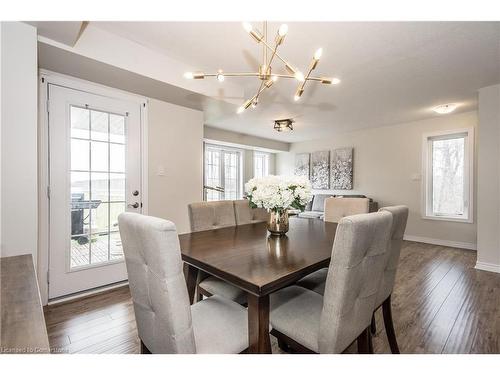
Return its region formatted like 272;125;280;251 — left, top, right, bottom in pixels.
184;72;194;79
294;95;301;101
314;48;323;61
216;70;225;82
331;77;341;84
295;71;305;82
271;75;278;82
278;24;288;37
237;106;245;114
243;22;253;33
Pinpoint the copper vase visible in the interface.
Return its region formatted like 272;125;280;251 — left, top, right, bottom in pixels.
267;210;289;236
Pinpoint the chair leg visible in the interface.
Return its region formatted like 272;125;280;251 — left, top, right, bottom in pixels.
370;313;377;335
382;295;400;354
368;330;374;354
140;340;151;354
357;328;370;354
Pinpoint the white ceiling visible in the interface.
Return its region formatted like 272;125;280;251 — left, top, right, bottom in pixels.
72;22;500;141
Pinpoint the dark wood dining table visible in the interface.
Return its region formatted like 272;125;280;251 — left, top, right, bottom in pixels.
178;216;337;354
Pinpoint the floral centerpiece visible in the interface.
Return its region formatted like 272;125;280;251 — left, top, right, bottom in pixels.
245;175;313;235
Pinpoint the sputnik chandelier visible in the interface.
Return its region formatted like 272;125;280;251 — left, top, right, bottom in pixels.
184;22;340;114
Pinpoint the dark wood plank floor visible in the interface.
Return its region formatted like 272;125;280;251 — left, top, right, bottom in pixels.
44;241;500;354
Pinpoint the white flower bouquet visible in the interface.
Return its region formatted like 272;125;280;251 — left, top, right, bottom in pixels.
245;175;313;213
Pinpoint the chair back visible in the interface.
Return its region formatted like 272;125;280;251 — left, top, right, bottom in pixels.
188;201;236;232
323;197;370;223
318;211;393;353
118;213;196;353
376;206;409;307
234;199;269;225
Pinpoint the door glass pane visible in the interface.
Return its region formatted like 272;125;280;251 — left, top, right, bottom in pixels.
90;110;109;141
69;106;127;269
71;107;89;139
91;141;108;172
110;173;125;202
90;172;109;202
71;139;89;170
109;231;123;260
110;114;125;144
90;233;109;264
92;202;109;234
432;137;465;216
110;144;125;172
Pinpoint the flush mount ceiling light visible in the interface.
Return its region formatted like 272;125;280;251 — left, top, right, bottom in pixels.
274;118;294;132
184;21;340;114
433;103;458;114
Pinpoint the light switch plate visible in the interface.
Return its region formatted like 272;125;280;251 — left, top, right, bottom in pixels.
157;166;165;176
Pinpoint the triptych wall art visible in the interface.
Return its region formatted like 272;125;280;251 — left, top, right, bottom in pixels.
294;148;353;190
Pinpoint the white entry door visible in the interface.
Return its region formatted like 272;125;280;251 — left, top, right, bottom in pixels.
48;84;143;299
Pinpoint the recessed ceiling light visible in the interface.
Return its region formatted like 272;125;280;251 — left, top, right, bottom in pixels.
433;103;458;114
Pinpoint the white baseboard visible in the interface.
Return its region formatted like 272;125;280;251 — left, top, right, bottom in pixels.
475;261;500;274
403;235;477;251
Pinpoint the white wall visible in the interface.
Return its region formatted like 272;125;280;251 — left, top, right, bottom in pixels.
0;22;38;260
148;99;204;234
476;84;500;273
277;111;478;248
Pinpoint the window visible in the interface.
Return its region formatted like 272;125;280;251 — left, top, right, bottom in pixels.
204;143;243;201
254;152;270;178
423;129;473;222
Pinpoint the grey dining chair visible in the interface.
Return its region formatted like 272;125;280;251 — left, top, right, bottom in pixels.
187;201;247;304
370;205;409;354
269;211;393;353
323;197;370;223
118;212;248;354
297;197;371;295
296;205;409;354
234;199;269;225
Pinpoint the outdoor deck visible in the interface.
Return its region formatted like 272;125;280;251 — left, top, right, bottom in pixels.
71;234;124;268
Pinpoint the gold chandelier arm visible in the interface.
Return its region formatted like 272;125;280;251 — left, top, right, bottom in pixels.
202;72;261;77
254;40;280;102
222;72;261;77
294;57;320;99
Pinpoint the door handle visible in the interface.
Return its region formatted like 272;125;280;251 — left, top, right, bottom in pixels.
128;202;140;209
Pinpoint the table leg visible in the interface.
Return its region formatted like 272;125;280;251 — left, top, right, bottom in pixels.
184;263;198;305
247;294;271;354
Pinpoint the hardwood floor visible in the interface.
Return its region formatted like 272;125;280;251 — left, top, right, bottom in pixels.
44;241;500;354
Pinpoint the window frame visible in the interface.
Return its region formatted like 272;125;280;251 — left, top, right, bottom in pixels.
253;151;270;178
422;128;474;223
203;142;244;201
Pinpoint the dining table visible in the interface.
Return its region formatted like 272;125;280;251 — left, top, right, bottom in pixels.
178;216;337;354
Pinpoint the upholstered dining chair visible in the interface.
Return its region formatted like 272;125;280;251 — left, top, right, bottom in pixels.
296;205;409;354
369;205;409;354
234;199;269;225
296;197;371;295
187;201;246;304
269;211;393;354
118;212;248;354
323;197;370;223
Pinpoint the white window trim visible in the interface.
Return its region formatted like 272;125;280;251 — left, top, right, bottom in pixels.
421;127;474;223
203;142;244;201
254;151;270;178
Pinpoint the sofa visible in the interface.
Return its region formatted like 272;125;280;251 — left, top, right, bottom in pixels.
298;194;378;220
